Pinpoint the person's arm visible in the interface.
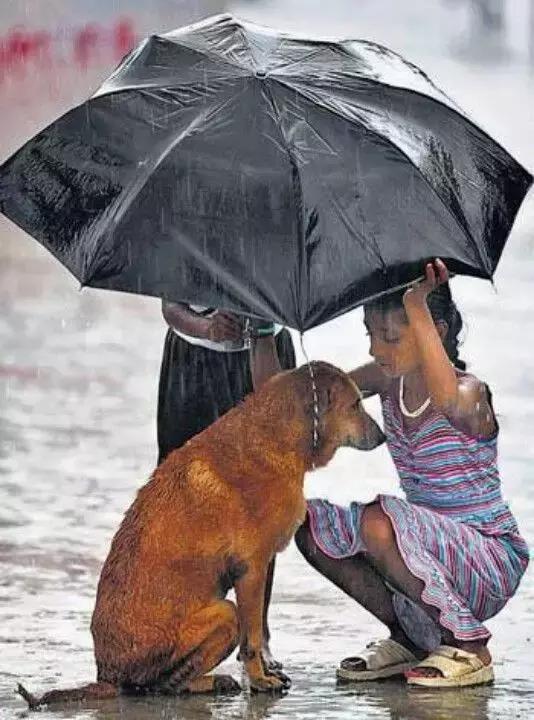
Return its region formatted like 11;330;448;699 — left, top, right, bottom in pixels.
250;334;282;391
162;300;243;343
403;259;496;437
251;331;389;396
348;362;388;398
402;259;459;411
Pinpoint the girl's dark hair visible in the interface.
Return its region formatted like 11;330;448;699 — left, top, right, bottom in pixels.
367;282;466;371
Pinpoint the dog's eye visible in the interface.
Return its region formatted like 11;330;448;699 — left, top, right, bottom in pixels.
352;400;361;410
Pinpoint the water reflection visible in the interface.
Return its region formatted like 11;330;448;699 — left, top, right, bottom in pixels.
27;677;495;720
337;681;491;720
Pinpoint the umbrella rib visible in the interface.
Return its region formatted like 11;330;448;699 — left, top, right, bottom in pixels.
336;43;532;176
259;81;306;329
336;41;462;111
234;24;259;71
94;39;251;100
323;182;388;270
94;35;152;95
166;226;286;324
271;75;492;276
277;107;388;270
82;86;250;286
160;34;252;75
267;46;336;74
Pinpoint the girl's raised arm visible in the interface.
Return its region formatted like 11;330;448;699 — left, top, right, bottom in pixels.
403;260;459;411
403;259;496;438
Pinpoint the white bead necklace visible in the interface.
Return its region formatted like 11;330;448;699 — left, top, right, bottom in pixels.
399;376;431;418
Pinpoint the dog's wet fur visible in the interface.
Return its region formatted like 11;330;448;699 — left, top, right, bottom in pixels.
17;362;384;707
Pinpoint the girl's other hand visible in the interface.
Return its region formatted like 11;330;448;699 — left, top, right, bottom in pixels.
403;258;449;311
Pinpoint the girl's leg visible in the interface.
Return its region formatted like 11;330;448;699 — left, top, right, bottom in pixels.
360;504;491;677
295;521;426;661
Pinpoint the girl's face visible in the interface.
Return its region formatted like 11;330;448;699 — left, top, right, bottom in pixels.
363;306;420;378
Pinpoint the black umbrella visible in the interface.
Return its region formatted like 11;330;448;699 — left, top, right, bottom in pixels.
0;14;531;331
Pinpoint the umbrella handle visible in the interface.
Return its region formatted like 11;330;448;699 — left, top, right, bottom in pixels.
406;274;426;288
362;275;426;306
408;269;457;290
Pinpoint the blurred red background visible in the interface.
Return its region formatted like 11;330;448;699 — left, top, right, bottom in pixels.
0;0;227;158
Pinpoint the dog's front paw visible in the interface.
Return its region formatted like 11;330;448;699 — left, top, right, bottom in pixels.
261;645;283;671
249;674;290;694
266;667;291;689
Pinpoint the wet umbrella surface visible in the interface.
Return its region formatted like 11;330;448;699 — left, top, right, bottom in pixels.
0;13;531;330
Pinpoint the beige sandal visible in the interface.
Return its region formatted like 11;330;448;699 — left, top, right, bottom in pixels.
406;645;494;688
336;638;418;681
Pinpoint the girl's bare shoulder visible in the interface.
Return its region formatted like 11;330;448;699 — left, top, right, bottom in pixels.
447;370;497;438
455;369;491;400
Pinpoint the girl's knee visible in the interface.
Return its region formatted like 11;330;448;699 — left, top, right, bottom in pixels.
360;504;395;554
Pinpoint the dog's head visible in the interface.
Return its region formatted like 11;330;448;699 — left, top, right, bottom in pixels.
276;362;385;470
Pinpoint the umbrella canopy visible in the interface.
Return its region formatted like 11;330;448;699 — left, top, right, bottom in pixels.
0;14;531;331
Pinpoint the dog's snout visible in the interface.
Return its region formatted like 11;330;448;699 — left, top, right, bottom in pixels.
359;415;386;451
356;426;386;450
343;413;385;451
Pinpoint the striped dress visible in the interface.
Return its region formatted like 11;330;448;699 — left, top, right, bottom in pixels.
307;388;529;646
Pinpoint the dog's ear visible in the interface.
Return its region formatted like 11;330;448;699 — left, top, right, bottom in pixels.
300;364;344;418
306;381;336;418
317;385;333;416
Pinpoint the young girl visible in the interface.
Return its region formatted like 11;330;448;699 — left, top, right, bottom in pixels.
292;259;530;688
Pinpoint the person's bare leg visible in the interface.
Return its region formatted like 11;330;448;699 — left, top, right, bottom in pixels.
295;522;427;667
360;504;491;678
262;558;282;670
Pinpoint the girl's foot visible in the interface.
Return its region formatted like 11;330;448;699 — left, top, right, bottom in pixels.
341;628;426;673
406;642;491;680
337;631;427;682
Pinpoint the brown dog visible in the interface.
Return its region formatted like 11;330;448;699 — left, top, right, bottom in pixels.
18;361;384;708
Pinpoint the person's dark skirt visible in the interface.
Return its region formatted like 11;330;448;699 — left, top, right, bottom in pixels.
157;329;296;463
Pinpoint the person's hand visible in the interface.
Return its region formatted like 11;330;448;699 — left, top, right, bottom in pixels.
206;310;244;343
403;258;449;311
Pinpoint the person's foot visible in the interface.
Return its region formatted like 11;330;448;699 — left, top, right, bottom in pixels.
340;629;426;674
406;642;491;679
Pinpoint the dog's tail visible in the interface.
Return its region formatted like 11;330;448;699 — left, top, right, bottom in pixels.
16;681;118;710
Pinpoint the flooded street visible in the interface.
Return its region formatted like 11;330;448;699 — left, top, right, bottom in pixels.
2;1;534;718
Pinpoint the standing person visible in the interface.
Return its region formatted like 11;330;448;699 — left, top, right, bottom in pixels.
157;302;296;464
157;300;296;669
